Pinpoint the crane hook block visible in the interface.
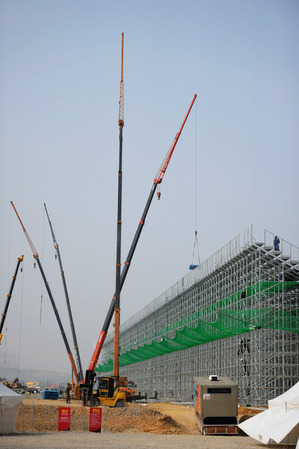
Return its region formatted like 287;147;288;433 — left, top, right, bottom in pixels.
157;192;161;200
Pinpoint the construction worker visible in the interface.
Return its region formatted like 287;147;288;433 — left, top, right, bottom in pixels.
274;235;280;251
66;383;71;404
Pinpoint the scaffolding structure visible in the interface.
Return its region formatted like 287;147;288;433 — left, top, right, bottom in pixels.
99;227;299;405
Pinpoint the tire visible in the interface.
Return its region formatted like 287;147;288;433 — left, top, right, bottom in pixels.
90;397;100;407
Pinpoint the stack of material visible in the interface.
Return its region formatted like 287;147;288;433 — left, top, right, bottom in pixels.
42;389;59;400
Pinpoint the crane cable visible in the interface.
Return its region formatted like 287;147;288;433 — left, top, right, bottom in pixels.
17;257;24;378
190;101;200;269
7;206;12;290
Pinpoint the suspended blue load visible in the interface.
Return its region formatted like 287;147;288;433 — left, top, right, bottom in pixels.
189;264;199;270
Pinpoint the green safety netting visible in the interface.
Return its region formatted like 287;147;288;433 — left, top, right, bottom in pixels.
138;281;299;341
96;281;299;373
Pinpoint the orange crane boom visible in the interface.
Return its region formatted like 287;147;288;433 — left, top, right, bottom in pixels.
85;94;197;392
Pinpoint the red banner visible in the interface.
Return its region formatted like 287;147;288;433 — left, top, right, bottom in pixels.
89;407;102;432
58;407;71;431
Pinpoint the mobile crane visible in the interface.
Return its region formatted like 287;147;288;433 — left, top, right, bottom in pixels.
10;201;79;383
83;93;197;404
87;33;126;408
0;255;24;345
113;31;124;384
44;202;84;383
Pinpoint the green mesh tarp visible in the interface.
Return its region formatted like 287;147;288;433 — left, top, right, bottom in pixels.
97;281;299;373
97;308;299;372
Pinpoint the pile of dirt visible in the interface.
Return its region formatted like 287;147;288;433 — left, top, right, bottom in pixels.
238;405;262;417
237;405;263;422
16;398;263;435
16;400;192;434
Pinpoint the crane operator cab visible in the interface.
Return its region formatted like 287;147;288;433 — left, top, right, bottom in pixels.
93;377;114;397
89;376;126;407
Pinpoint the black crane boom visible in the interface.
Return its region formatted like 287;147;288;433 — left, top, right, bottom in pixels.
10;201;79;382
44;203;84;382
87;94;197;382
0;255;24;345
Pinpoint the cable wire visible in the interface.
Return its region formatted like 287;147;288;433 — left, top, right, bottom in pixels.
17;258;24;378
191;100;200;267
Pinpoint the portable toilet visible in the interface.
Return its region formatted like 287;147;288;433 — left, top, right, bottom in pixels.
193;375;238;435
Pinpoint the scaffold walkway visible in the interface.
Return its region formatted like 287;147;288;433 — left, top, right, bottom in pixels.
98;227;299;405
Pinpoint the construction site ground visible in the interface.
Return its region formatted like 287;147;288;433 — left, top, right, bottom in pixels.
1;397;278;448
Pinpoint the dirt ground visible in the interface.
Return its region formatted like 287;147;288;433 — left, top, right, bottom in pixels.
14;397;261;434
15;398;201;434
0;398;272;449
0;432;279;449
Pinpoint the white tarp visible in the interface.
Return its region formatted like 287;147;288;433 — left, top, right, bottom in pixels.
239;382;299;447
0;383;23;434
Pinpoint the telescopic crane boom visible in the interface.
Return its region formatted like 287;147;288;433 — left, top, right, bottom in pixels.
10;201;79;382
0;255;24;345
85;94;197;391
113;32;124;381
44;203;84;382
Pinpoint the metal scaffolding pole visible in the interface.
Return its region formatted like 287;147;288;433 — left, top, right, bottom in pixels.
99;228;299;405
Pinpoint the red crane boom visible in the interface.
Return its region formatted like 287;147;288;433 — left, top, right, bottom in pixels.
86;94;197;387
154;95;197;185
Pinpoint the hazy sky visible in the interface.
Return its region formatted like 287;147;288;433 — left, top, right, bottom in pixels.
1;0;298;379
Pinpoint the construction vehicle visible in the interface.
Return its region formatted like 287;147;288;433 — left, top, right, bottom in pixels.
2;377;25;391
113;30;124;387
0;255;24;345
83;32;127;408
118;376;147;402
10;201;79;384
89;376;126;407
83;92;197;404
44;202;83;383
119;376;134;398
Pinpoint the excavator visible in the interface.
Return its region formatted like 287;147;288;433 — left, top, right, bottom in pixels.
82;34;197;404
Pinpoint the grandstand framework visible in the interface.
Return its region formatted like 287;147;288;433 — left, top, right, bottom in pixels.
98;227;299;406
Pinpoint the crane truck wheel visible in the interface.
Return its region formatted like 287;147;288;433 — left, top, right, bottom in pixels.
89;398;101;407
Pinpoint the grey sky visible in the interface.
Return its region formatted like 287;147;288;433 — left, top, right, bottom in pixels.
0;0;298;377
